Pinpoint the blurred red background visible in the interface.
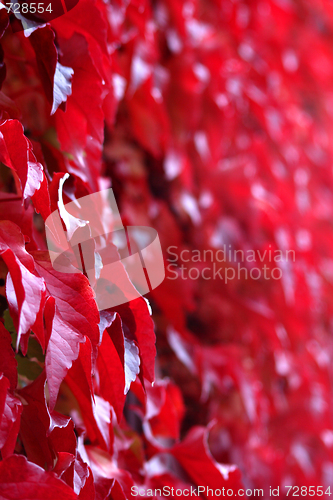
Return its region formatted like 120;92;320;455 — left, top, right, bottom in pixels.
1;0;333;498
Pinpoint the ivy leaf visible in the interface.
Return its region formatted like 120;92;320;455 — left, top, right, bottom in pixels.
32;251;99;409
171;426;243;498
111;298;156;384
0;121;44;200
0;455;78;499
0;322;17;391
97;313;140;420
30;26;73;115
0;374;22;459
0;222;45;353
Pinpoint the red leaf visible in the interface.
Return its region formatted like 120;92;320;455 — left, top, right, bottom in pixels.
18;372;77;470
54;34;104;190
109;480;126;500
171;426;243;499
93;477;114;500
52;452;75;478
97;315;139;422
6;256;46;353
0;221;45;353
85;446;134;499
0;455;78;499
0;375;22;459
77;467;95;500
0;120;44;199
53;453;92;496
65;341;112;452
97;319;126;421
144;380;184;441
73;458;94;499
31;172;52;222
50;0;108;78
111;298;155;384
33;251;99;409
0;322;17;390
30;26;73;115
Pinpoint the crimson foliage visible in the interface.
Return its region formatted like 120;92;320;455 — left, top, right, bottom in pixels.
0;0;332;498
